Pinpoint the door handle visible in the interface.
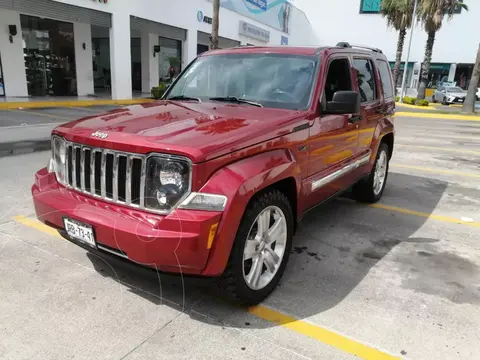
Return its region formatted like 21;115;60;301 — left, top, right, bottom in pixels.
348;115;362;124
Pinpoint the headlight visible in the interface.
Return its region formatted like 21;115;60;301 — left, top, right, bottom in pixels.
52;135;66;184
144;156;191;211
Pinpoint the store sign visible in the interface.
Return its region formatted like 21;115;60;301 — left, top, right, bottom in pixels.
212;0;292;33
245;0;267;11
281;36;288;45
197;11;212;24
360;0;381;13
239;21;270;43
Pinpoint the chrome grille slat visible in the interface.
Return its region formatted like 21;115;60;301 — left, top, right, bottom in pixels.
140;158;146;208
80;148;86;191
90;149;96;196
72;146;77;188
113;154;119;202
125;156;132;205
100;152;106;198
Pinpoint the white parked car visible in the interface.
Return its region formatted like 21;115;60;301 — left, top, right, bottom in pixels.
432;86;467;105
476;88;480;101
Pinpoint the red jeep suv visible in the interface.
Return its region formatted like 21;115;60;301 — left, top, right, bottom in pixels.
32;43;395;305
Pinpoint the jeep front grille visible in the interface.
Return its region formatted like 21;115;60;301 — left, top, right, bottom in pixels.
65;143;145;208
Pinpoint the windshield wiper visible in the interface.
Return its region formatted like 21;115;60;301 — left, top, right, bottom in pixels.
167;95;201;102
209;96;263;107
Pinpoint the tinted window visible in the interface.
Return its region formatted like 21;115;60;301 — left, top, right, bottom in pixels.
324;58;352;102
376;60;394;100
353;59;377;102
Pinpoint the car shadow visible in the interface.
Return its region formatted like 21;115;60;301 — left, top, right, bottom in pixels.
85;171;449;329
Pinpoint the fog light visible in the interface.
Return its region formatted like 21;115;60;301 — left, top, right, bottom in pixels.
179;193;227;211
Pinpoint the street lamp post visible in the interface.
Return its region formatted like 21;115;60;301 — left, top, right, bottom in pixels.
399;0;419;102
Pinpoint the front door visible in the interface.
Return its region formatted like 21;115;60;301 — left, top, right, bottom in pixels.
303;56;359;210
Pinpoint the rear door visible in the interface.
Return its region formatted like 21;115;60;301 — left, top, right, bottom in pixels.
352;57;383;155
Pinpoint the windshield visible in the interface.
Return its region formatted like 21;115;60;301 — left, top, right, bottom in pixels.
446;87;464;92
165;53;319;110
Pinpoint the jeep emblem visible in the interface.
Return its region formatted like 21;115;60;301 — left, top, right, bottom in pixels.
91;131;108;139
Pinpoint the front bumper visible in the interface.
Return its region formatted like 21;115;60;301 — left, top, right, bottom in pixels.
32;168;223;275
447;96;465;104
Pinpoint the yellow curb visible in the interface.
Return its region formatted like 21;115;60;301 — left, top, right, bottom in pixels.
395;102;437;111
0;98;155;109
395;111;480;121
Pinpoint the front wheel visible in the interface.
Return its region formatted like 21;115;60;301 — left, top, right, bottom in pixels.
220;189;294;305
352;143;390;203
442;97;448;105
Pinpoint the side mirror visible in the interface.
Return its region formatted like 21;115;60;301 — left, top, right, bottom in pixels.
324;91;361;114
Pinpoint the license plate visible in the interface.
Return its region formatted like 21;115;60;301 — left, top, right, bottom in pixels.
458;99;464;102
63;217;96;248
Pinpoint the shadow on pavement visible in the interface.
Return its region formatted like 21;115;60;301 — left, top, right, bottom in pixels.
84;172;448;329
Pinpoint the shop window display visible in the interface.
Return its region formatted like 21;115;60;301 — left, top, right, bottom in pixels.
158;37;182;84
21;15;77;96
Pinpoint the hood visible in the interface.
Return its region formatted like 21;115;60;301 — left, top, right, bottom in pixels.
447;92;466;97
54;101;303;163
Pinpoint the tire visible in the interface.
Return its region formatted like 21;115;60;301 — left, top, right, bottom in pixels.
352;142;390;203
442;97;447;105
432;95;436;103
219;189;294;305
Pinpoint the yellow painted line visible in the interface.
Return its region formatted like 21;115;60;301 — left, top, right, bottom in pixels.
369;204;480;228
397;144;480;155
0;98;154;110
396;112;480;121
398;133;480;141
8;108;71;121
13;215;64;239
391;164;480;178
249;305;399;360
395;102;437;111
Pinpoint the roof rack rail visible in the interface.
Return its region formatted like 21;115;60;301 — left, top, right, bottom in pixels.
335;42;383;54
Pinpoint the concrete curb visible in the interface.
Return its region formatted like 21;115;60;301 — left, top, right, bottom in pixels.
0;139;51;158
0;98;155;110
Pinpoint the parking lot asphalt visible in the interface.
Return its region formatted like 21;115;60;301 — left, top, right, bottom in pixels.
0;113;479;360
0;105;122;128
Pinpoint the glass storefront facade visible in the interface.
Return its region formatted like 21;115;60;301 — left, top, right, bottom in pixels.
21;15;76;96
158;37;182;83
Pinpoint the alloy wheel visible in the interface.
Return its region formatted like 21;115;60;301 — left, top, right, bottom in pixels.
242;206;287;290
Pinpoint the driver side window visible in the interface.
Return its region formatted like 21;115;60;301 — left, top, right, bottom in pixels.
322;58;352;107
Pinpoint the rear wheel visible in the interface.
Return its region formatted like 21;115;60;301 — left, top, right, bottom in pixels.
442;97;447;105
352;142;390;203
220;189;293;305
432;95;436;103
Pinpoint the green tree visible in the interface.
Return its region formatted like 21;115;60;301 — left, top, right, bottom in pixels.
416;0;468;100
210;0;220;50
381;0;415;91
462;43;480;113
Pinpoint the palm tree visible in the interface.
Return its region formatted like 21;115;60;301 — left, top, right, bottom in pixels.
462;43;480;113
381;0;415;91
210;0;220;50
416;0;468;100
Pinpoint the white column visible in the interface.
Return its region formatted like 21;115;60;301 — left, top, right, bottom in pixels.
0;10;28;97
109;11;132;100
74;23;94;96
141;33;159;93
184;29;198;67
448;63;457;82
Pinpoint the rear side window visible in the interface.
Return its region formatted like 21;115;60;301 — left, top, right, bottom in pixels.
376;60;394;100
353;58;377;102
